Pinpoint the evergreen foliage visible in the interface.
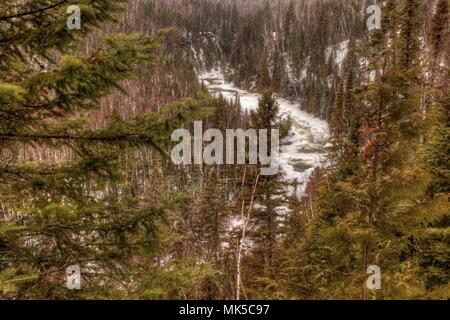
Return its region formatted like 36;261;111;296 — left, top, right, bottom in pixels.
0;0;208;299
1;0;448;300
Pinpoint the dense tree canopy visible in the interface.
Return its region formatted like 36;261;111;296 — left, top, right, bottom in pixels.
0;0;448;300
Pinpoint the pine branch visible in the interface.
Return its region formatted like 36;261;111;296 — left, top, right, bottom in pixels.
0;0;69;21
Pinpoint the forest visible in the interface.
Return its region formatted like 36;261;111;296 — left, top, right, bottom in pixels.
0;0;448;300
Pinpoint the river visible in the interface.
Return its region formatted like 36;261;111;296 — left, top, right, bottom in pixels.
199;69;330;196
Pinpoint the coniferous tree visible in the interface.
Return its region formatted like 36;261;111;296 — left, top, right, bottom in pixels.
243;91;289;298
0;0;206;298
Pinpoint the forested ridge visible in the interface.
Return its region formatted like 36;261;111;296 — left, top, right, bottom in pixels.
0;0;448;300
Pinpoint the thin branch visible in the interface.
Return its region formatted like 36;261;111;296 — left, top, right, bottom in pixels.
0;1;69;21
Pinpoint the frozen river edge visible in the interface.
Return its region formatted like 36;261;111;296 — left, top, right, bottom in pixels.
199;69;330;195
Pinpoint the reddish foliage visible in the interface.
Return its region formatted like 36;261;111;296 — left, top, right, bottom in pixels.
362;140;374;159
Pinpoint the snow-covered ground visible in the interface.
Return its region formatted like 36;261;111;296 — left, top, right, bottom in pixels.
199;69;330;195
